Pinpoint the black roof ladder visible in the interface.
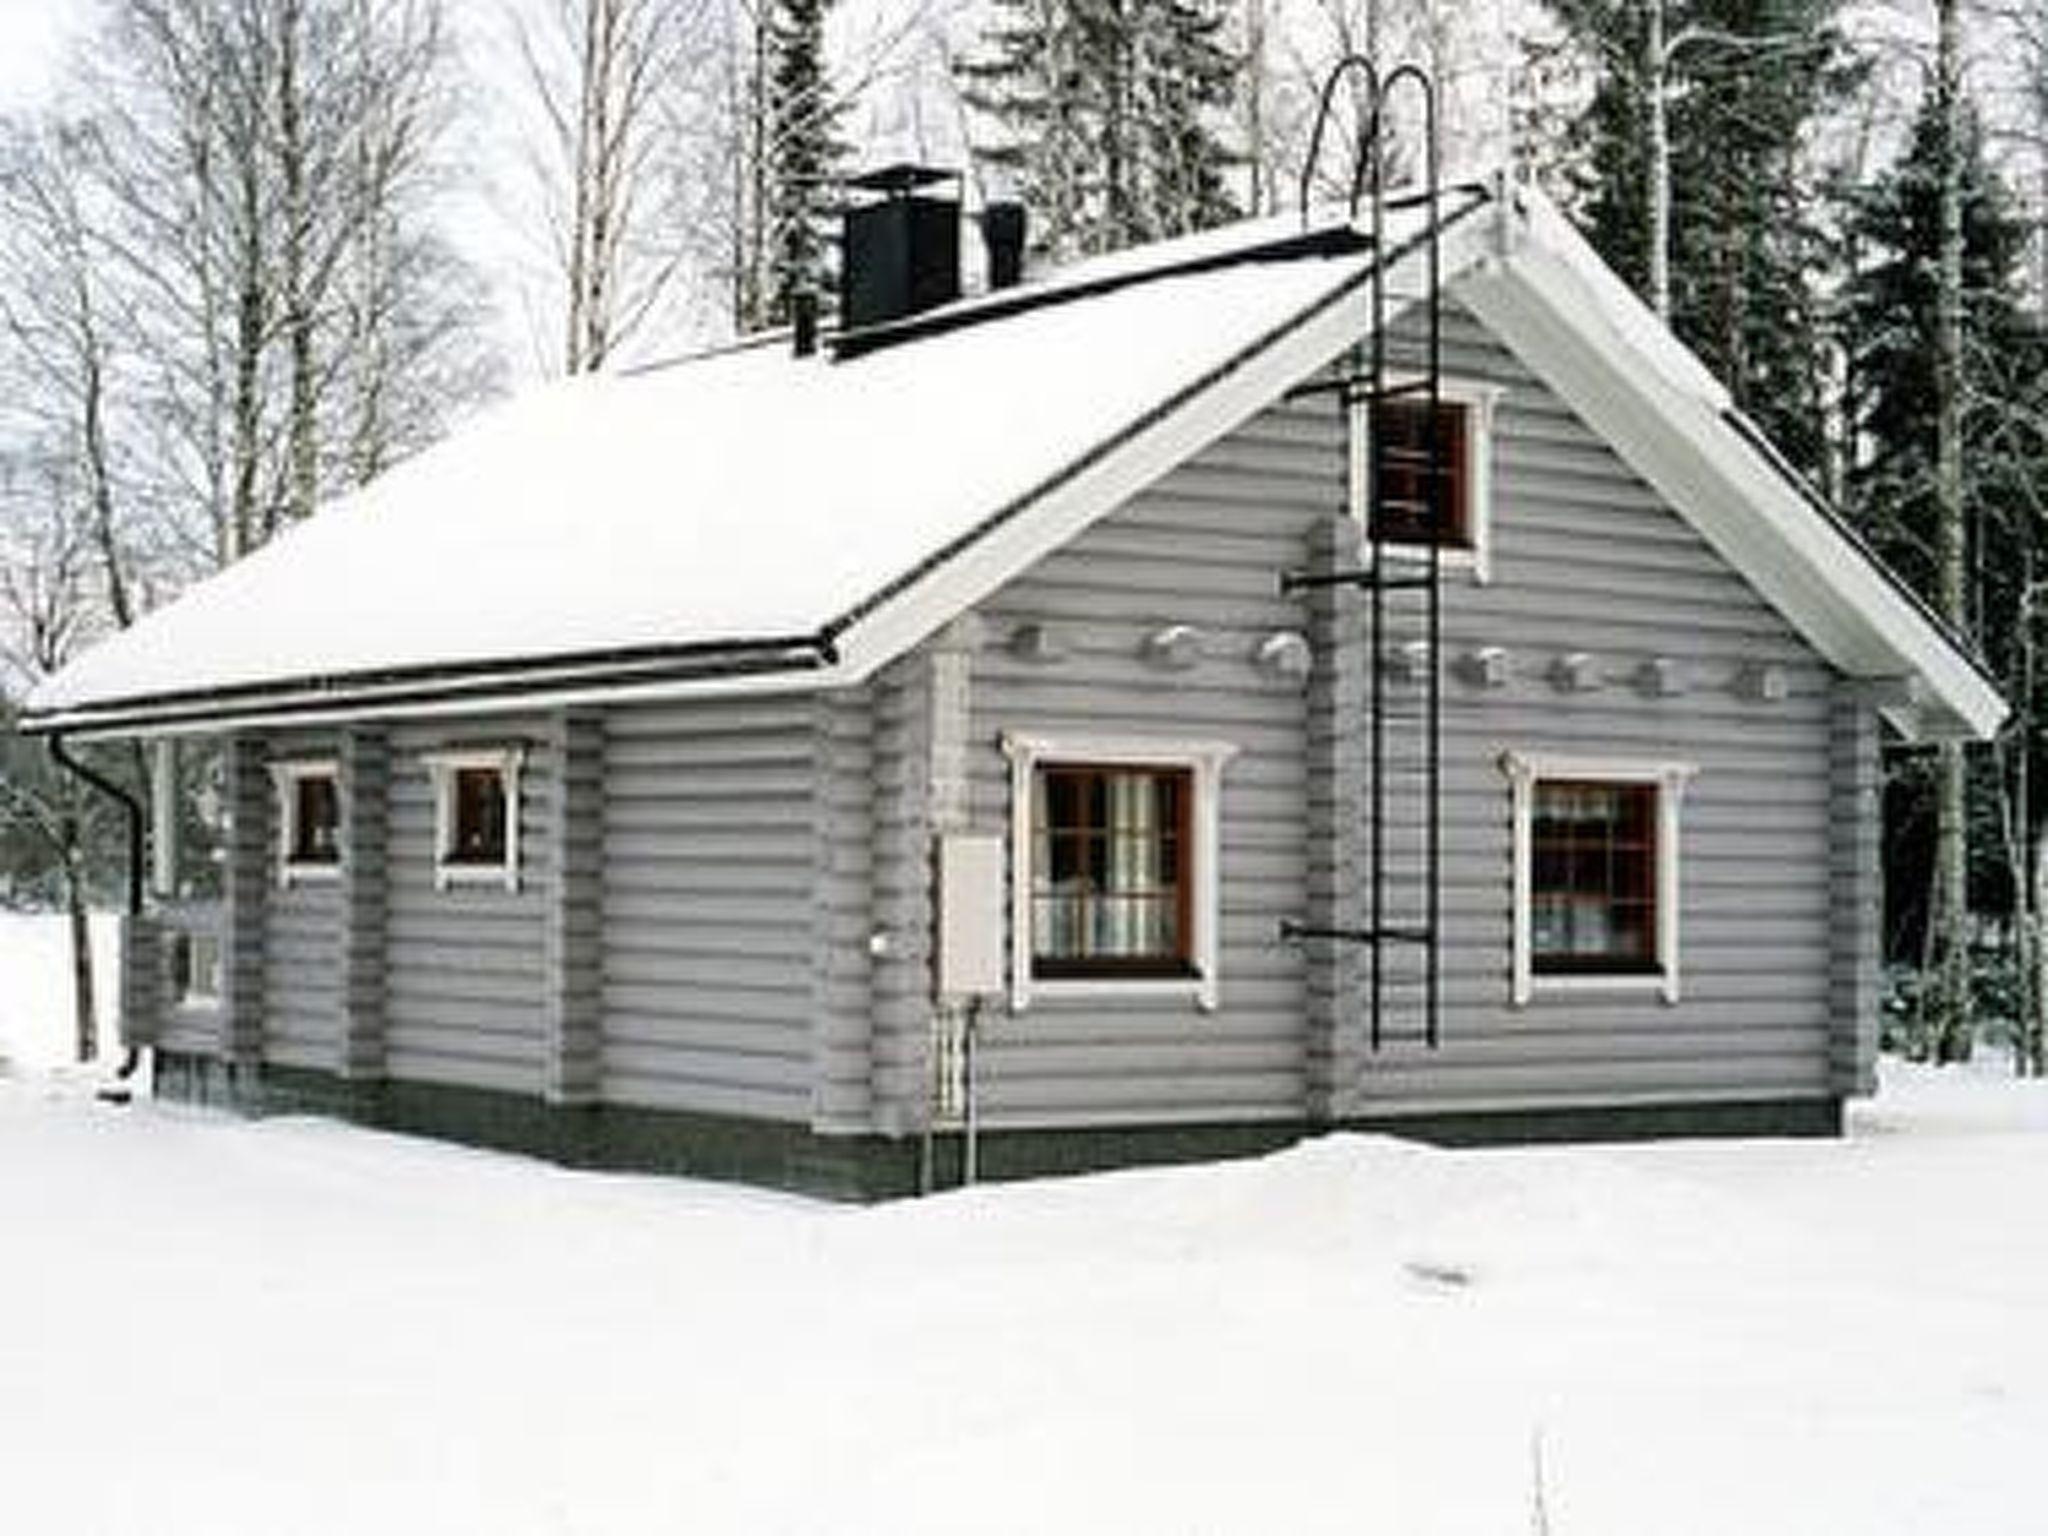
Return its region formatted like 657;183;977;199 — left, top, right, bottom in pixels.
1280;57;1446;1056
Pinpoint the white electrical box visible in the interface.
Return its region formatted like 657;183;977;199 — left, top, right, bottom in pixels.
936;834;1006;1001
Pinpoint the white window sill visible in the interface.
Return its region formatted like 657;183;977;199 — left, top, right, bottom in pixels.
1364;542;1490;583
434;862;519;893
174;996;222;1017
1021;975;1217;1013
280;862;341;889
1525;971;1679;1005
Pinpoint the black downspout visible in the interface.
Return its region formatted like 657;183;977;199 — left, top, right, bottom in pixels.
48;733;146;1081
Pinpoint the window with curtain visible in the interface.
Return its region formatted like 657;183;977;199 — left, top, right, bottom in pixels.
1030;764;1193;978
1531;779;1659;973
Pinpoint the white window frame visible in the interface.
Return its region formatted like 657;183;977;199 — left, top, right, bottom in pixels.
1502;751;1695;1008
268;757;341;888
1350;374;1505;583
174;929;223;1009
999;731;1238;1014
424;746;526;892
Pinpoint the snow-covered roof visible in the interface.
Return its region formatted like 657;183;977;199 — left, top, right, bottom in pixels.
23;179;2002;742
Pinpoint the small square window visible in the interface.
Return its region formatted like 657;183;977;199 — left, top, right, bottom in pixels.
448;766;508;866
425;748;524;891
269;759;341;886
292;774;340;865
170;930;222;1004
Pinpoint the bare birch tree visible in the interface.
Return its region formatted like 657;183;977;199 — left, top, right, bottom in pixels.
509;0;723;372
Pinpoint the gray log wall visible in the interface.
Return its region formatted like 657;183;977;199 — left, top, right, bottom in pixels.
133;294;1882;1143
933;300;1854;1129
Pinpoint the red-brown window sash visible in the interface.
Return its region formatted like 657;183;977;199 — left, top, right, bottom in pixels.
1530;779;1659;975
291;774;340;865
447;766;509;865
1031;764;1195;979
1369;398;1471;549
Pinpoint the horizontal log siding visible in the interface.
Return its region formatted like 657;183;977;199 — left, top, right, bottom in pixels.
947;393;1344;1129
816;686;878;1133
598;698;818;1121
945;301;1842;1129
380;716;550;1092
262;730;343;1070
1334;306;1836;1114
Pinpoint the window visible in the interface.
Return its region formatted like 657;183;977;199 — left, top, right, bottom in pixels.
1504;753;1693;1006
424;747;525;891
449;767;507;865
1371;398;1471;547
170;930;222;1006
269;759;341;886
1350;377;1502;579
1531;781;1657;973
1001;733;1237;1012
1032;765;1192;979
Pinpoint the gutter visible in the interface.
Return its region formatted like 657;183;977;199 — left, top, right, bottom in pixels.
23;632;840;739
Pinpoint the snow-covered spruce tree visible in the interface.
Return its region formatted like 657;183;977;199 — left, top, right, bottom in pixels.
1131;2;1240;240
963;0;1240;261
1843;93;2047;1060
764;0;846;326
1534;0;1854;481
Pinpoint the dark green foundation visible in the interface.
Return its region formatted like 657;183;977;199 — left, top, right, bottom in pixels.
151;1050;1843;1203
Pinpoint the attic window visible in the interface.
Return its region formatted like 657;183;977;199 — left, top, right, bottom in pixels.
1351;377;1503;580
269;759;340;887
425;747;525;892
1372;399;1470;546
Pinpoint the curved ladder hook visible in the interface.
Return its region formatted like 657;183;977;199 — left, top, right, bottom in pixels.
1298;53;1382;227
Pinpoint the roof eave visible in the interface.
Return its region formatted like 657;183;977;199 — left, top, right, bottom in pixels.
20;634;838;740
1455;190;2007;744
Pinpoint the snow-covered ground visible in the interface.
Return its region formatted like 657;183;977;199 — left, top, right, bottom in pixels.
2;1055;2044;1534
0;912;118;1073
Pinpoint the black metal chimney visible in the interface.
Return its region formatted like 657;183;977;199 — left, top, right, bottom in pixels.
981;202;1026;291
839;164;961;331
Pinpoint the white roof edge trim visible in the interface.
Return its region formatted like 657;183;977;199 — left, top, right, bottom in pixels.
829;202;1505;688
1459;189;2004;743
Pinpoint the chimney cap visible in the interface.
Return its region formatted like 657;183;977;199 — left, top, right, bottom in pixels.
847;163;959;198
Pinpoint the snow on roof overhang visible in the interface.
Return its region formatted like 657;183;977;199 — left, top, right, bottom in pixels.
1452;187;2006;744
23;190;1494;738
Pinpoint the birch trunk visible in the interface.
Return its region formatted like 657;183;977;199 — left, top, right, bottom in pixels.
62;823;97;1064
1646;0;1671;318
1932;0;1972;1063
2033;821;2048;1074
279;0;317;525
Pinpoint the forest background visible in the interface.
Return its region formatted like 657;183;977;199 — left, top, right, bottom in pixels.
0;0;2042;1070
